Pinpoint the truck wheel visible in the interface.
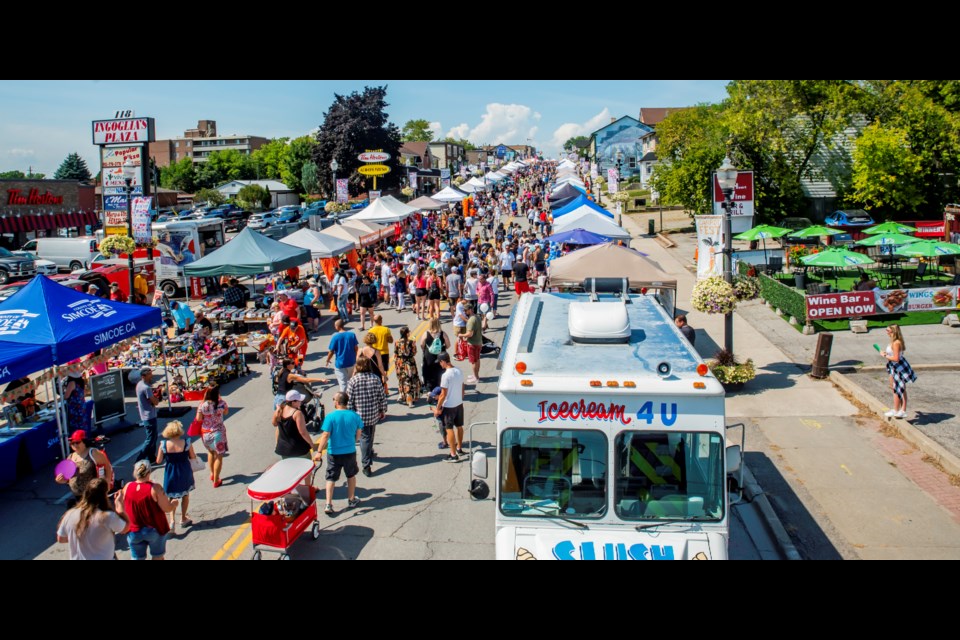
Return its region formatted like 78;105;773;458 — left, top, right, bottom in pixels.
69;261;83;271
160;281;179;297
0;269;7;285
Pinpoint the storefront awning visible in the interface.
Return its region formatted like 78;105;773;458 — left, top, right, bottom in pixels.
0;211;98;234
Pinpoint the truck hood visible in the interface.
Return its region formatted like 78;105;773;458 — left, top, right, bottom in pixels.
499;526;726;560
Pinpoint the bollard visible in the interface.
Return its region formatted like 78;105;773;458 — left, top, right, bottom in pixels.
810;333;833;378
648;219;655;235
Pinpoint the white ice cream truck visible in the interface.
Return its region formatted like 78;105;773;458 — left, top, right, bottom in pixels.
470;279;744;560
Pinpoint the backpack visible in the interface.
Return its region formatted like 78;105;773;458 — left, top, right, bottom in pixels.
428;332;444;355
429;278;440;296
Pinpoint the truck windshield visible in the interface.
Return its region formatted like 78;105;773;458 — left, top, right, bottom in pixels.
614;431;725;522
499;429;607;518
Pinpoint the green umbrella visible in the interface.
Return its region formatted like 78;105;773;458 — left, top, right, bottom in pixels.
864;221;917;235
789;225;842;238
854;232;920;247
800;248;874;267
734;224;791;241
735;225;791;269
893;240;960;257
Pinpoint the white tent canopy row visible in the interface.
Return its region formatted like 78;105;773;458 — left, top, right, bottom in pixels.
431;185;471;201
485;171;507;182
280;228;356;258
466;176;488;190
349;195;418;223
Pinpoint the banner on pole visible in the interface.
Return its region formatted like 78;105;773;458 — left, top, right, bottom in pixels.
695;215;724;279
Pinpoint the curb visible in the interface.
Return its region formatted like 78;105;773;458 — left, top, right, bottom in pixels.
829;370;960;477
742;465;802;560
655;233;676;248
858;363;960;373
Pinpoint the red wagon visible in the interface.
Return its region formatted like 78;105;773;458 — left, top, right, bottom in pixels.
248;458;320;560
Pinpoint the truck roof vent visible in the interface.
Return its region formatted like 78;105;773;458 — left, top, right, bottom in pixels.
568;301;630;344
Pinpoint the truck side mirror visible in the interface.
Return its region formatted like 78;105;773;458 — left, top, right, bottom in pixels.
472;450;488;479
726;444;743;505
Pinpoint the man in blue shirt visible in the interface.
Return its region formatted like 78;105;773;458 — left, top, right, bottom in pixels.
313;392;363;516
324;319;359;392
169;301;196;335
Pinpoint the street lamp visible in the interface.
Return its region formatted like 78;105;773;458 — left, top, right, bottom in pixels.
330;159;338;202
716;154;739;353
122;159;137;304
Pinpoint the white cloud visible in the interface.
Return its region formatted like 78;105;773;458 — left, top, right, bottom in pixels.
550;108;612;152
428;121;442;139
467;103;540;147
8;148;36;158
446;123;470;140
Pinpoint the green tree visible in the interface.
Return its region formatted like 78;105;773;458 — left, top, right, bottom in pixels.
851;122;927;212
649;103;729;214
442;137;476;150
281;136;317;193
313;85;403;196
236;184;271;210
402;119;434;142
301;162;319;195
250;138;289;180
53;152;92;181
204;149;254;183
159;157;196;193
0;170;26;179
195;188;225;206
563;136;589;153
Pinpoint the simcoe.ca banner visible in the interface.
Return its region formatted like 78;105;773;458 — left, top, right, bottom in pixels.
805;287;959;320
695;215;724;279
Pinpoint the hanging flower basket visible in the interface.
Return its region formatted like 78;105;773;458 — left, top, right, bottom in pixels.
99;234;136;257
691;276;739;314
707;349;756;391
733;275;760;301
401;186;414;197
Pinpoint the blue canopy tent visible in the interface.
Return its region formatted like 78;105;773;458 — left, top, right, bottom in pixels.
544;228;612;246
0;342;54;386
0;276;163;456
552;195;615;219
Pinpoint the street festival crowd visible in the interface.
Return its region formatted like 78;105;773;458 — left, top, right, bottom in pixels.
52;158;609;559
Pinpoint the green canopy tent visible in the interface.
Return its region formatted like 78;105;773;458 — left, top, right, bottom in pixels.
734;224;791;269
854;232;920;247
788;225;842;240
894;240;960;282
183;226;311;278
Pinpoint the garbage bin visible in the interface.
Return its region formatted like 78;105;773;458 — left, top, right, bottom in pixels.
795;272;806;289
648;219;655;235
810;333;833;379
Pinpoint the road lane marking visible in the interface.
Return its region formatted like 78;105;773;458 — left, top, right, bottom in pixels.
386;318;428;376
800;419;823;430
228;531;253;560
212;522;251;560
840;464;853;476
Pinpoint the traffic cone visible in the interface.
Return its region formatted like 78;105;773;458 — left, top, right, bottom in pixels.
330;298;337;312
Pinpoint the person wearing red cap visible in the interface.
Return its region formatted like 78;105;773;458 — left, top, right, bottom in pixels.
56;430;113;505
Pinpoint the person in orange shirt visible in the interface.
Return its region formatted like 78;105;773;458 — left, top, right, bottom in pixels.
278;317;309;367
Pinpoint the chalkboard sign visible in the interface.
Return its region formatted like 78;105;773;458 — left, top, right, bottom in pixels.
90;371;125;425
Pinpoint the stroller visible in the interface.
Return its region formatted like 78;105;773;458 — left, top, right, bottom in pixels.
297;382;328;434
480;333;501;356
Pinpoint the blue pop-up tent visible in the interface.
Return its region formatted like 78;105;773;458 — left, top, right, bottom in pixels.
544;228;612;246
0;342;54;385
552;195;615;219
0;275;162;363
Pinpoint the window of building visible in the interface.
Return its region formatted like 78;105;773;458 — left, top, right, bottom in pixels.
629;156;636;169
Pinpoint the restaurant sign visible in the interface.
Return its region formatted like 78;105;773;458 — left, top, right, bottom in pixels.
806;287;958;320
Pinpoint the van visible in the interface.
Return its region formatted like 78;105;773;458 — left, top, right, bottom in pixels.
20;237;100;271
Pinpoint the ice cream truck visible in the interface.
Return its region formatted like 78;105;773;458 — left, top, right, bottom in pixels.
470;279;744;560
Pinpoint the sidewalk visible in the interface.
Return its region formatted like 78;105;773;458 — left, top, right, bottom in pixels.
619;216;960;559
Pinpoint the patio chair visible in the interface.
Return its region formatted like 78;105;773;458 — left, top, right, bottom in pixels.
901;262;927;288
765;256;783;275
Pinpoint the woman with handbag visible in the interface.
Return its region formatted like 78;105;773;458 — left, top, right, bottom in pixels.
155;421;197;530
193;385;229;488
419;317;450;392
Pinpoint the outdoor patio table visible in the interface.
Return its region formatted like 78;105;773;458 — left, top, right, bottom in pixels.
875;267;902;289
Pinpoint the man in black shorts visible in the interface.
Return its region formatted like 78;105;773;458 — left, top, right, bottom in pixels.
314;392;364;516
433;352;465;462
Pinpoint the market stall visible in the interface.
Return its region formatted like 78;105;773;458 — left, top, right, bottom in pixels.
183;227;311;278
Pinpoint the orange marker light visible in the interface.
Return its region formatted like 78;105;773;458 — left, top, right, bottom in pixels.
697;364;709;376
515;362;527;375
623;381;636;388
693;382;706;389
606;381;619;387
589;380;602;387
520;380;533;387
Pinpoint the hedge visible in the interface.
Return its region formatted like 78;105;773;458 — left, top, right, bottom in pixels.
756;272;807;323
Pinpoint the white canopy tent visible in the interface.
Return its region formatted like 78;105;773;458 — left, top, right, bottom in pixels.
466;176;488;190
280;228;356;258
432;185;471;202
341;219;394;246
553;210;632;244
458;182;477;193
348;195;417;223
319;223;365;248
485;172;507;182
557;159;576;170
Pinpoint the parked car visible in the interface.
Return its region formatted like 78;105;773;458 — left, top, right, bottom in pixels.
778;217;819;246
0;247;36;284
19;236;99;271
12;251;57;275
825;209;875;227
247;212;278;230
274;207;301;224
222;210;250;232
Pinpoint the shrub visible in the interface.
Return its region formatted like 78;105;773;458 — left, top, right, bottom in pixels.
755;272;806;322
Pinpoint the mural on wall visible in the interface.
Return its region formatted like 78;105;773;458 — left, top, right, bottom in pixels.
594;117;652;180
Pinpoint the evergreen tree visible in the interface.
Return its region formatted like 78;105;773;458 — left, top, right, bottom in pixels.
53;152;93;181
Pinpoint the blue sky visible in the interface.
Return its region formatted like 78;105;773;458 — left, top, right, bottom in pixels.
0;80;731;176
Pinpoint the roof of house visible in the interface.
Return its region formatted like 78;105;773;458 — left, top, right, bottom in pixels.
216;180;291;193
401;142;430;157
589;115;651;142
638;108;688;126
640;151;657;163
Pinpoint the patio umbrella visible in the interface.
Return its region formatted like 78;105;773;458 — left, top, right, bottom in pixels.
734;224;791;267
893;240;960;257
789;225;842;239
864;221;918;235
854;233;920;247
801;248;874;286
